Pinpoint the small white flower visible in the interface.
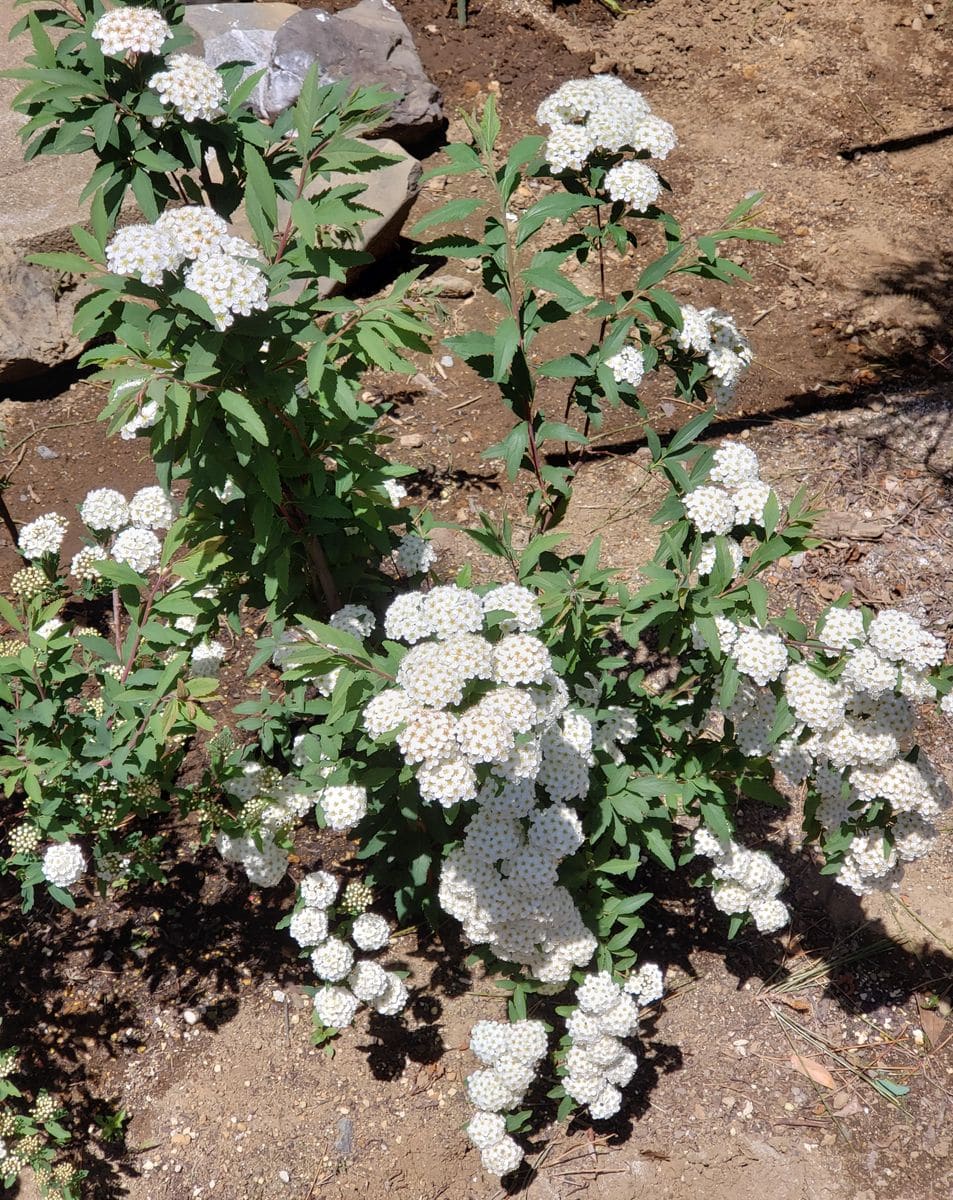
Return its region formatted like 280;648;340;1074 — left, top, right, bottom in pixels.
351;912;390;952
128;486;176;530
42;841;86;889
111;527;162;574
91;6;171;57
149;54;226;123
18;512;68;560
80;488;129;531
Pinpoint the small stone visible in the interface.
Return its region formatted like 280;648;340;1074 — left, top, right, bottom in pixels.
182;1009;200;1025
399;433;424;448
279;1170;291;1184
911;15;923;28
432;275;474;299
272;990;286;1004
35;444;59;459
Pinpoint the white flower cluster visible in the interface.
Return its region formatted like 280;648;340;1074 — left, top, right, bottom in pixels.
190;639;225;677
675;306;753;406
106;224;183;286
604;160;663;211
184;252;268;331
693;828;789;932
41;841;86;890
156;207;256;261
120;398;160;441
215;764;321;887
606;344;646;389
536;76;675;193
91;6;171;57
682;441;775;547
105;207;266;329
383;478;408;507
687;445;951;896
18;512;68;561
562;971;644;1120
149;54;226;122
359;584;599;981
465;1018;548;1175
287;868;407;1029
394;532;437;576
66;485;175;578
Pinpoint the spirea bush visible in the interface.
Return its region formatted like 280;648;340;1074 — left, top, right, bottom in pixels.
3;6;952;1189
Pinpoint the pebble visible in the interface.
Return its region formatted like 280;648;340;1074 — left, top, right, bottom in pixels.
433;275;474;299
278;1170;291;1184
399;433;424;448
35;444;59;459
183;1009;200;1025
272;989;286;1004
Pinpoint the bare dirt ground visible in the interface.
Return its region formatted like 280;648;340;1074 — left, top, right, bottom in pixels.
3;1;953;1198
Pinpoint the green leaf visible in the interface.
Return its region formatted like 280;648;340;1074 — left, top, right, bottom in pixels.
218;391;269;446
492;316;520;381
666;409;713;456
131;170;158;222
515;192;599;246
699;799;733;844
410;196;485;235
637;244;684;290
642;825;676;870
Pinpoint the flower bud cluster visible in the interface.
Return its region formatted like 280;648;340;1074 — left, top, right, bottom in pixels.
286;869;407;1029
465;1018;548;1174
692;828;789;932
358;584;600;981
562;971;647;1120
536;76;676;188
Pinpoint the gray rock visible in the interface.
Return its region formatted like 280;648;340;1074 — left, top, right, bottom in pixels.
0;247;84;384
181;3;299;114
260;0;443;147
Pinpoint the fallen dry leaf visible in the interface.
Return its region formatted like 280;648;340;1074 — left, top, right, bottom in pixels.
779;996;812;1014
790;1053;836;1089
916;1000;947;1050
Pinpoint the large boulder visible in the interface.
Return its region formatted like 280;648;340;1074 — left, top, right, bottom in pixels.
260;0;443;148
180;2;299;114
0;248;85;385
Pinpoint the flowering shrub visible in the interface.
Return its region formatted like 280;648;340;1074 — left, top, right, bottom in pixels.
10;1;429;617
3;7;953;1189
0;1026;82;1197
1;494;225;910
